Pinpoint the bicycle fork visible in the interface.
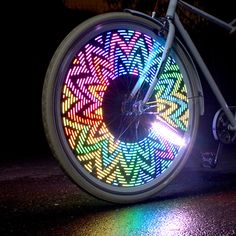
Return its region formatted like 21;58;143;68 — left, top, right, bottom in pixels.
130;0;178;106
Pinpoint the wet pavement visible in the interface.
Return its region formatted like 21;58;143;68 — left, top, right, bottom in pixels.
0;145;236;236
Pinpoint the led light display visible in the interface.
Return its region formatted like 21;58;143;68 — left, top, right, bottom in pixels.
61;29;189;187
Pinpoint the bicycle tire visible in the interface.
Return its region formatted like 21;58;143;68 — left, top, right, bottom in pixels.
42;12;200;204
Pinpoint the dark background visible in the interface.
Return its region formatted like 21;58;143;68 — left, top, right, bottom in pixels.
3;0;236;160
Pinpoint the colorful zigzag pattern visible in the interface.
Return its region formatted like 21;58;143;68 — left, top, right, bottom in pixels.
60;29;189;187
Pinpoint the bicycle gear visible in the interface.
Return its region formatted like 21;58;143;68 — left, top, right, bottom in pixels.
212;107;236;144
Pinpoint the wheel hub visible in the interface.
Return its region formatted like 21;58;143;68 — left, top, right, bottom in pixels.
103;75;156;142
121;99;143;116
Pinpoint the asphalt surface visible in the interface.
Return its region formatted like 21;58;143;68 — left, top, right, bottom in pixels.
0;145;236;236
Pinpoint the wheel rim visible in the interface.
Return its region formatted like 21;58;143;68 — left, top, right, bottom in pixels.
55;26;192;192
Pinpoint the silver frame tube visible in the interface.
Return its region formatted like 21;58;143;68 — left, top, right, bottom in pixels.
142;20;175;104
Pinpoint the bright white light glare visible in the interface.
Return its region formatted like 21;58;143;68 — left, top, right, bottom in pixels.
152;121;186;146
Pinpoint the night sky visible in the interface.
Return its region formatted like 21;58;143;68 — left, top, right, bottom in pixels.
3;0;235;160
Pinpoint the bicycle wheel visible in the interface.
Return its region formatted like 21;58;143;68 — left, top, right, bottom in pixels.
42;12;201;204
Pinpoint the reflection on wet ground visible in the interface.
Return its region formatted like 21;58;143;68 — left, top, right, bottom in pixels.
0;146;236;235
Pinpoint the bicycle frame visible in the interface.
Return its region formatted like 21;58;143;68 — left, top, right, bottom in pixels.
130;0;236;130
42;0;236;203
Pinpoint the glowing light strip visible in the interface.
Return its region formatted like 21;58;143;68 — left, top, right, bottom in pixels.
152;121;186;147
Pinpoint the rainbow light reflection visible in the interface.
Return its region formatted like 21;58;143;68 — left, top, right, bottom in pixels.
61;29;189;187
